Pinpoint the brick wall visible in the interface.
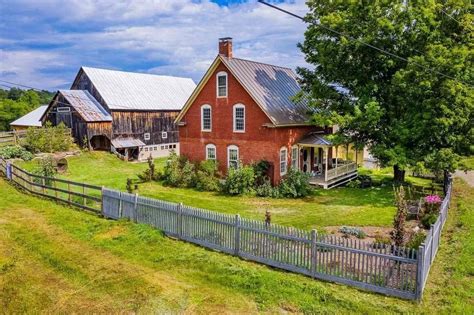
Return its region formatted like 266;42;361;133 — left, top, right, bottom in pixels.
179;61;325;184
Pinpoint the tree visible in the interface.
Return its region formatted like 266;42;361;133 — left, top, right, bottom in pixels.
298;0;473;182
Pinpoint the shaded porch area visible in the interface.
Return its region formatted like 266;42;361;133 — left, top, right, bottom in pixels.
111;137;145;161
297;133;358;189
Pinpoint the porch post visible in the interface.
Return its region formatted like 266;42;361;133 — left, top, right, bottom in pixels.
324;147;328;182
335;146;338;169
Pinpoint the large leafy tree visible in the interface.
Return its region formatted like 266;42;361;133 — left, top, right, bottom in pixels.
298;0;473;182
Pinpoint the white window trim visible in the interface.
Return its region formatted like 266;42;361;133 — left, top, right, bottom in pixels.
57;107;71;113
280;146;288;176
233;103;245;133
201;104;212;132
205;143;217;160
291;145;299;169
144;133;151;141
216;71;228;98
227;145;239;169
161;131;168;139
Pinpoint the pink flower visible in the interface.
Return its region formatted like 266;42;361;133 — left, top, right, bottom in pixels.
424;195;442;204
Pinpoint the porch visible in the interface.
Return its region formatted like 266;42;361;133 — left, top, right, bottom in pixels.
297;133;359;189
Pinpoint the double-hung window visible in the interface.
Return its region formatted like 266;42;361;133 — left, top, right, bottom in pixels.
227;145;239;169
201;104;212;131
206;144;216;160
217;72;227;97
233;104;245;132
280;147;288;175
291;146;299;169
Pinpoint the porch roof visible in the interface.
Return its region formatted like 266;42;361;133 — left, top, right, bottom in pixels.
297;133;332;147
111;137;145;149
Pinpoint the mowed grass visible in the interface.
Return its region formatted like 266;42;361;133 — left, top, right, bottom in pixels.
19;151;400;230
0;177;472;313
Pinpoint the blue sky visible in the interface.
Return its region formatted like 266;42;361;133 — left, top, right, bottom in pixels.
0;0;308;91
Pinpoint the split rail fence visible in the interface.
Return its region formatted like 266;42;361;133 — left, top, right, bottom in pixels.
0;157;452;301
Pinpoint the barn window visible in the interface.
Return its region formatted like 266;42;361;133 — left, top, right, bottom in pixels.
227;145;239;169
206;144;216;160
291;146;299;169
280;147;288;175
162;131;168;139
216;71;227;97
233;104;245;132
144;133;151;141
57;107;71;113
201;104;212;131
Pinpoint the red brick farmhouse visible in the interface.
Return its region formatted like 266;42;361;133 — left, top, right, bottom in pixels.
176;38;359;189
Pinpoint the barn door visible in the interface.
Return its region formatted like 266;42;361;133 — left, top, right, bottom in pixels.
56;107;72;127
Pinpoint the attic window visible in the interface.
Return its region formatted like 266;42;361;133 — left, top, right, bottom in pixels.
217;71;227;97
144;133;151;141
57;107;71;113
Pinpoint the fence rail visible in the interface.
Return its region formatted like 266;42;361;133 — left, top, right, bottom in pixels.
0;156;452;301
0;157;102;212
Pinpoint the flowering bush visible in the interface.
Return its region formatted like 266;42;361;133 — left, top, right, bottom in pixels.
424;194;442;214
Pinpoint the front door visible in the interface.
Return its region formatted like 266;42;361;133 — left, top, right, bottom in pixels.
302;148;310;173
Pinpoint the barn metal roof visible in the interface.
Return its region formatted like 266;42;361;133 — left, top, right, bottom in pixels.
111;137;145;149
10;105;48;127
80;67;196;111
60;90;112;122
297;133;333;146
220;57;311;126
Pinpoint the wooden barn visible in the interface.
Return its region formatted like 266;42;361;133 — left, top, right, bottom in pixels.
42;67;196;161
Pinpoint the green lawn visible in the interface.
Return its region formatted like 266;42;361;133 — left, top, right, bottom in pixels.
16;151;440;230
18;151;400;230
0;177;472;313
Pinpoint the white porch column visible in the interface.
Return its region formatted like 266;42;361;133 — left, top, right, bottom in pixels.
324;147;328;182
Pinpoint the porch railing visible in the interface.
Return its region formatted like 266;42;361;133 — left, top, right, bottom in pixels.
326;162;357;181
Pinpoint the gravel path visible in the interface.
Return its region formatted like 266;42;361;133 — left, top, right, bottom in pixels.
454;170;474;187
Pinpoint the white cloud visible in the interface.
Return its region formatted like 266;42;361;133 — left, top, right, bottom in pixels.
0;0;309;90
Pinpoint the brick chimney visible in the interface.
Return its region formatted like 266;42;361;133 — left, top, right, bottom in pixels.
218;37;233;58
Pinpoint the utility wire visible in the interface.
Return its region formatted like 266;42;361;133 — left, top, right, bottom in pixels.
258;0;472;87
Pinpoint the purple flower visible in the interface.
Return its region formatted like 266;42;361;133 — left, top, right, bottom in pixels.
424;195;442;204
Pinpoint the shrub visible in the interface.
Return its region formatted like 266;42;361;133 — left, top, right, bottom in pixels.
358;175;373;188
222;165;255;195
373;232;392;248
424;194;442;214
253;160;271;185
255;177;280;198
138;155;158;182
181;160;196;188
421;213;437;229
32;156;56;185
391;185;408;246
23;122;74;153
278;168;312;198
195;160;220;191
0;145;33;161
339;226;367;239
406;231;426;249
346;179;361;188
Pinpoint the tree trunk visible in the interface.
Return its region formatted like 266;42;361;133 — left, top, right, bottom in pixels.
443;170;450;195
393;165;406;183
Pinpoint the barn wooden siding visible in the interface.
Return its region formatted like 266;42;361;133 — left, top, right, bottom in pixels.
71;69;109;111
111;111;179;145
44;94;112;147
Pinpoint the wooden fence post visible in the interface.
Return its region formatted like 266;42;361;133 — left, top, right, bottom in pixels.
42;178;45;195
6;162;11;180
177;203;183;238
234;214;241;256
133;193;139;223
68;182;71;204
118;192;123;218
415;244;425;301
310;229;317;277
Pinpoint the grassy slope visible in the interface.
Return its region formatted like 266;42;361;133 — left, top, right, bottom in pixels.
19;151;399;230
0;177;472;313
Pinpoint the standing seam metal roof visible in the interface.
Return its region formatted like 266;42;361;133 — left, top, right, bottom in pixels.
297;133;333;146
10;105;48;127
220;57;311;126
80;67;196;111
60;90;112;122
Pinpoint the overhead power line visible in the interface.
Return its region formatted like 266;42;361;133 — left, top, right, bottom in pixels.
257;0;472;87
